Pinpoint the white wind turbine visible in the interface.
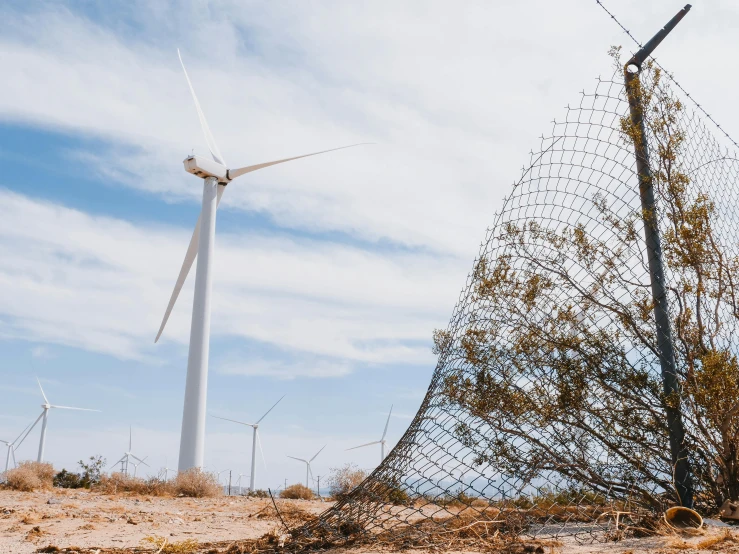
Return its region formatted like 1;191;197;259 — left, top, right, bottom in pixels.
211;395;283;492
287;445;326;489
346;405;393;462
1;421;34;473
112;427;148;476
23;378;100;463
132;456;149;478
154;50;367;473
235;473;246;493
159;457;176;480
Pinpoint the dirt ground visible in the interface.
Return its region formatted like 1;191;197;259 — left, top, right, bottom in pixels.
2;489;739;554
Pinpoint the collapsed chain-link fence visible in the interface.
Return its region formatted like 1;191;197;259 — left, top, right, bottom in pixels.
284;54;739;551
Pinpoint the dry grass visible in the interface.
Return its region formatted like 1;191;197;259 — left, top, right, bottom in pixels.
280;483;314;500
20;512;40;525
142;535;200;553
4;461;54;491
172;468;221;498
254;503;315;527
25;525;45;541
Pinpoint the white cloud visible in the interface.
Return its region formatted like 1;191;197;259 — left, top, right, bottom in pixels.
217;356;352;380
0;189;459;374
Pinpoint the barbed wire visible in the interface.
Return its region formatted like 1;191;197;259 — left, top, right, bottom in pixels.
595;0;739;152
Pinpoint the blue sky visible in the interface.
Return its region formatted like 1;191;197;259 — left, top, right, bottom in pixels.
1;0;737;489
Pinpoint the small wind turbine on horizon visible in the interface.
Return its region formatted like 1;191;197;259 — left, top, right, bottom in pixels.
346;405;393;463
1;421;34;473
211;395;283;492
159;456;176;480
235;473;246;493
287;445;326;489
132;456;149;478
112;427;148;476
21;378;100;463
153;50;369;472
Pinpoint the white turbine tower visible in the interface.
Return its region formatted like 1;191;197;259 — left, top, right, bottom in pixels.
155;50;367;472
211;395;283;492
346;405;393;462
112;427;148;476
287;445;326;488
23;378;100;463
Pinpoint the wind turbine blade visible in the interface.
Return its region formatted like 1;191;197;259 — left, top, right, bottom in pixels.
0;439;8;445
129;426;132;451
154;186;225;343
12;421;35;446
111;455;127;468
310;444;326;463
228;144;372;180
16;412;44;448
287;456;307;463
50;405;100;412
36;377;49;404
177;49;226;166
381;405;393;441
255;395;285;425
256;430;267;470
210;414;254;427
131;455;149;466
346;441;381;451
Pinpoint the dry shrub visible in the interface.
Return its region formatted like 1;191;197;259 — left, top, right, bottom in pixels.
5;462;54;491
94;473;176;496
280;483;314;500
172;468;221;498
325;463;367;500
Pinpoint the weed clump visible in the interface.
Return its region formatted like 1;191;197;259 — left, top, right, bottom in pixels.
5;461;54;491
280;483;314;500
172;468;221;498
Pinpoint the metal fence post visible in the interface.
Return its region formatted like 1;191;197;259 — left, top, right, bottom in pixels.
623;4;693;508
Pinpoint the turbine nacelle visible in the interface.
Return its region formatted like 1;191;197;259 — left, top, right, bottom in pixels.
183;155;230;184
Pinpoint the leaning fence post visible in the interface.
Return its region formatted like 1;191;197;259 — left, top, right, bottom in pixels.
623;4;693;508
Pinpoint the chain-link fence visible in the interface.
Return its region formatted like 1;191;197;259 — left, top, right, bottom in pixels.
280;45;739;551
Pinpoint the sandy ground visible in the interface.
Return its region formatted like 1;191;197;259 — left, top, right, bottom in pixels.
2;489;739;554
0;489;328;553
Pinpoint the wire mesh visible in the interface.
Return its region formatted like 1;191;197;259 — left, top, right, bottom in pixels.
286;58;739;551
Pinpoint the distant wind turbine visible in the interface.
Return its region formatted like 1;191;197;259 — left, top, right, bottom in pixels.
153;50;368;472
21;378;100;463
1;421;34;473
132;456;149;478
235;473;246;493
160;456;176;480
211;395;283;492
287;445;326;488
346;405;393;462
111;427;148;476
